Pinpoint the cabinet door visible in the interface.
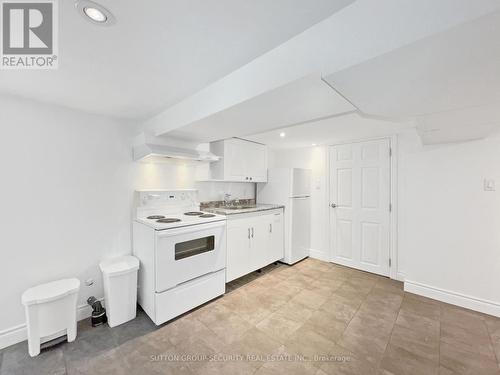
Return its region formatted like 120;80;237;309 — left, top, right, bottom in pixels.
226;219;252;282
225;139;249;182
268;211;284;264
250;215;272;270
247;143;268;182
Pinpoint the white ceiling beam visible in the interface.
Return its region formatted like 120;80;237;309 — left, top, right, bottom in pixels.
144;0;500;137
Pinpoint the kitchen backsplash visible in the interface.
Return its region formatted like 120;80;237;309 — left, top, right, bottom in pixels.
195;181;255;202
200;198;255;209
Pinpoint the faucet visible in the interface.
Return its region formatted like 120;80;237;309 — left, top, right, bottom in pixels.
224;193;232;206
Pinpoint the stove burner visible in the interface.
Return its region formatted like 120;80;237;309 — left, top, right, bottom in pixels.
184;212;204;216
199;214;215;218
147;215;166;220
156;218;182;223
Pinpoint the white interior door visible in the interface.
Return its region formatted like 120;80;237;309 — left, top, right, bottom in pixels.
329;139;391;276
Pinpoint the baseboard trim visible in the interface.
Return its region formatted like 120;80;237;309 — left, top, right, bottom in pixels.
309;248;330;262
404;280;500;318
0;299;104;350
0;324;27;350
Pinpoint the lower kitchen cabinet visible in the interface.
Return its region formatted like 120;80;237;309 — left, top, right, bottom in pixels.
267;210;284;265
226;208;284;282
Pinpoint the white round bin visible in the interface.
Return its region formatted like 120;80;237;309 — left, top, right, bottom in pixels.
99;255;139;328
22;278;80;357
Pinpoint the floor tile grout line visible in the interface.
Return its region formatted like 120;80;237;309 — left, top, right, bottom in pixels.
483;317;500;367
188;267;294;372
438;301;442;371
369;281;401;372
8;258;500;375
223;262;356;371
326;272;377;369
377;294;405;370
173;312;266;375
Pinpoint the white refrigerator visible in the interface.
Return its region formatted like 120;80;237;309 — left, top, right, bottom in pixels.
257;168;311;265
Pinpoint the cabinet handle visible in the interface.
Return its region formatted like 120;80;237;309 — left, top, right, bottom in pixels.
269;223;272;233
248;228;251;239
251;227;254;238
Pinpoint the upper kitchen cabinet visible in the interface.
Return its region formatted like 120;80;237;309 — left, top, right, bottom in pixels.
209;138;268;182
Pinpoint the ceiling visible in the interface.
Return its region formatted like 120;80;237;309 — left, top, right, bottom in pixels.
0;0;354;119
417;104;500;145
324;10;500;144
3;0;500;147
246;112;413;149
166;75;356;142
152;0;500;146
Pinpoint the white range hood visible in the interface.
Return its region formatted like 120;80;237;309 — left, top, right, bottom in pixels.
133;142;220;163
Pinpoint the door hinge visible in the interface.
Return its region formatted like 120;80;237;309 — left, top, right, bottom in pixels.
389;148;392;157
389;203;392;212
389;258;392;267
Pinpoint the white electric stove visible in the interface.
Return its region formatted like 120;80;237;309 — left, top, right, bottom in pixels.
133;190;227;325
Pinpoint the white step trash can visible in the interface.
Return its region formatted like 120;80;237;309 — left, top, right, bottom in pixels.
21;278;80;357
99;255;139;327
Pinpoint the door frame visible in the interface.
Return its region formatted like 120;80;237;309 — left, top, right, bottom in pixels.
327;135;401;281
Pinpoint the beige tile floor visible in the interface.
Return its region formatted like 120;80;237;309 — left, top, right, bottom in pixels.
3;258;500;375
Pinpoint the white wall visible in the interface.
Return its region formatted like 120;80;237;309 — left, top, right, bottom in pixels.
268;146;330;261
196;181;255;202
194;160;256;202
270;129;500;316
398;129;500;315
0;96;230;348
0;95;258;347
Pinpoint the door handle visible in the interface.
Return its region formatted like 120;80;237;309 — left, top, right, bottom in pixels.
251;227;254;238
330;203;337;208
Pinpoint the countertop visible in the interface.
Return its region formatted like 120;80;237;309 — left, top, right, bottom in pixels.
203;204;284;216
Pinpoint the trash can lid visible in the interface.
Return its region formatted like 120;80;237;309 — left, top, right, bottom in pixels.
22;278;80;306
99;255;139;277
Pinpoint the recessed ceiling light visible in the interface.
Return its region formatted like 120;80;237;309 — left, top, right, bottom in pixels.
84;7;107;22
279;132;286;138
76;0;115;26
312;143;317;146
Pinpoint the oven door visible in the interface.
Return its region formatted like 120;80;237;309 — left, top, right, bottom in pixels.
155;220;226;292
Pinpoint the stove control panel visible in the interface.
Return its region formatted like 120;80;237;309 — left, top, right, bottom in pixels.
135;190;199;217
